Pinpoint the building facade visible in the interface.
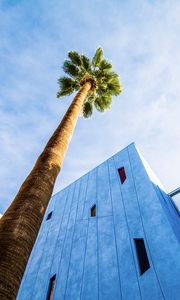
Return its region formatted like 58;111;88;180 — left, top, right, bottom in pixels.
17;143;180;300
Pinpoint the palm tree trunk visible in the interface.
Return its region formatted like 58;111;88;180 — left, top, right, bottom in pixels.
0;81;91;300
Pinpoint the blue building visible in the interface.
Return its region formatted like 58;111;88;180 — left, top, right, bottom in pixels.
17;143;180;300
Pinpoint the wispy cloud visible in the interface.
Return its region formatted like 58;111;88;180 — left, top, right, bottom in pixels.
0;0;180;212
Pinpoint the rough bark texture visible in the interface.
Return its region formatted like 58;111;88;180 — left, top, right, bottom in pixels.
0;82;91;300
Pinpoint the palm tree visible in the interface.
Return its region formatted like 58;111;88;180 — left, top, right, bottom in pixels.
0;48;122;300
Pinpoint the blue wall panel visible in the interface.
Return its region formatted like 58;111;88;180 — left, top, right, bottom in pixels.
98;216;121;300
155;185;180;243
64;219;88;300
54;180;81;299
97;161;112;217
48;184;75;280
83;168;96;220
81;218;98;300
76;174;88;221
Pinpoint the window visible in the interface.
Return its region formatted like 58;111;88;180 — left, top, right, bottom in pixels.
91;204;96;217
46;211;53;221
118;167;126;184
134;239;150;275
47;274;56;300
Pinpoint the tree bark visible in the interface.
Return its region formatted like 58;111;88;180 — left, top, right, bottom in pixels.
0;81;91;300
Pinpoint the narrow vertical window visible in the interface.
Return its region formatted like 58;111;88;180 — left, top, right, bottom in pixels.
47;274;56;300
91;204;96;217
118;167;126;184
46;211;53;221
134;239;150;275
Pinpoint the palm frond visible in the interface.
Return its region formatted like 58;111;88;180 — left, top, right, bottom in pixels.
94;95;112;112
98;83;107;90
63;60;80;77
102;72;119;83
82;101;93;118
68;51;82;66
81;55;91;71
92;69;104;80
107;76;122;96
96;83;108;96
57;77;79;98
100;59;112;72
86;92;96;103
92;47;103;67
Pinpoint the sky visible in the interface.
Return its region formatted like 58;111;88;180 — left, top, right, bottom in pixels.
0;0;180;213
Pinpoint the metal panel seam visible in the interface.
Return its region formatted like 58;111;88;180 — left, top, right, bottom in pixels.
79;219;90;300
64;180;82;298
107;159;122;299
96;167;100;300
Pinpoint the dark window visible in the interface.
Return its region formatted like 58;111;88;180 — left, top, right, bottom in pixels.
47;274;56;300
91;204;96;217
118;167;126;184
46;211;53;221
134;239;150;275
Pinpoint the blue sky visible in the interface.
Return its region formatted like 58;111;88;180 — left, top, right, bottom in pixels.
0;0;180;213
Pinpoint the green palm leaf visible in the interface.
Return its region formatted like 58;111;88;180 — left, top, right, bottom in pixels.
68;51;82;66
86;93;96;103
57;77;79;97
94;95;112;112
92;48;103;67
63;60;80;77
107;76;122;96
81;55;91;71
103;72;119;82
100;59;112;72
82;101;93;118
